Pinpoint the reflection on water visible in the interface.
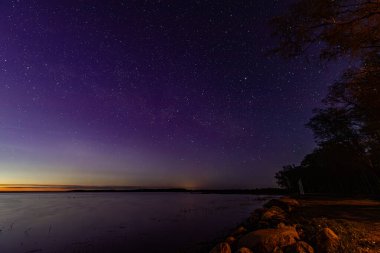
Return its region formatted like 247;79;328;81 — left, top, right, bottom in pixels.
0;193;269;253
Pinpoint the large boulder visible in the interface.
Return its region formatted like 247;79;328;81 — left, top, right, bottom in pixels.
210;242;232;253
225;236;236;245
263;198;300;213
260;206;287;226
284;241;314;253
272;246;283;253
316;228;340;253
238;226;299;253
235;247;253;253
232;226;248;237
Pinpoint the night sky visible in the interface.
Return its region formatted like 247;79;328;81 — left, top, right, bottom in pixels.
0;1;347;189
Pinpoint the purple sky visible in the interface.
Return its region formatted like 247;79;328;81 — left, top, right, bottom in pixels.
0;1;347;189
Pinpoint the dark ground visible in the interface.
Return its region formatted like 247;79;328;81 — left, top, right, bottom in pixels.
291;197;380;253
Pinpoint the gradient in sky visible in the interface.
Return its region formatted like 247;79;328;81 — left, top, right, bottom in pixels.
0;1;347;189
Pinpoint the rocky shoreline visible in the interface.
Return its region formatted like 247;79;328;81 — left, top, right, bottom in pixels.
209;197;341;253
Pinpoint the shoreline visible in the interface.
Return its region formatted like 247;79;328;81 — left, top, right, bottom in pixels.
0;188;287;195
208;196;380;253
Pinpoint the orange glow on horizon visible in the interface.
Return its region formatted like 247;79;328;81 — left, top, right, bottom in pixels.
0;186;69;192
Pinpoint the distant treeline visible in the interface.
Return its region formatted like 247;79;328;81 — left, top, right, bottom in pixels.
272;0;380;195
70;188;288;195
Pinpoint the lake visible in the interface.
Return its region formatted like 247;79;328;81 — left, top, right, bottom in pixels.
0;192;271;253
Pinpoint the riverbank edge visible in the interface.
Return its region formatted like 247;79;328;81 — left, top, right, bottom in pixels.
208;196;339;253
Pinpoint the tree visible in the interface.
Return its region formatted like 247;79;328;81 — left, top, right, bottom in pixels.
322;53;380;172
272;0;380;59
275;164;299;191
272;0;380;194
300;142;380;194
276;142;380;194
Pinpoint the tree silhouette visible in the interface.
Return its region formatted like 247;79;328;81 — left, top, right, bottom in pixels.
272;0;380;194
272;0;380;59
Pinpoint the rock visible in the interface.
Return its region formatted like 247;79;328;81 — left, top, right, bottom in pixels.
233;226;248;237
294;224;306;239
226;236;236;245
261;206;287;225
210;242;232;253
284;241;314;253
235;247;253;253
272;246;283;253
238;226;299;253
263;198;299;213
279;197;300;206
316;227;340;253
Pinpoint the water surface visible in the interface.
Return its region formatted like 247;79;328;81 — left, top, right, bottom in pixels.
0;192;270;253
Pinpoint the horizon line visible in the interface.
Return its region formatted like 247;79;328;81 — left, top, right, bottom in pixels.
0;184;281;192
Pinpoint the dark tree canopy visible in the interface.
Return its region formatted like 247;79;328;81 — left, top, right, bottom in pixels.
273;0;380;194
272;0;380;59
306;107;360;146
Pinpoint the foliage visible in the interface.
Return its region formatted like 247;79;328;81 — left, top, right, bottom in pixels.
272;0;380;59
275;165;299;190
273;0;380;194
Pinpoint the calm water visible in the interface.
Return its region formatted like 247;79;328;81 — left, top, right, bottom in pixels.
0;192;270;253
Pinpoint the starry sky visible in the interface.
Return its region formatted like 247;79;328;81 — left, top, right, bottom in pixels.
0;1;347;189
